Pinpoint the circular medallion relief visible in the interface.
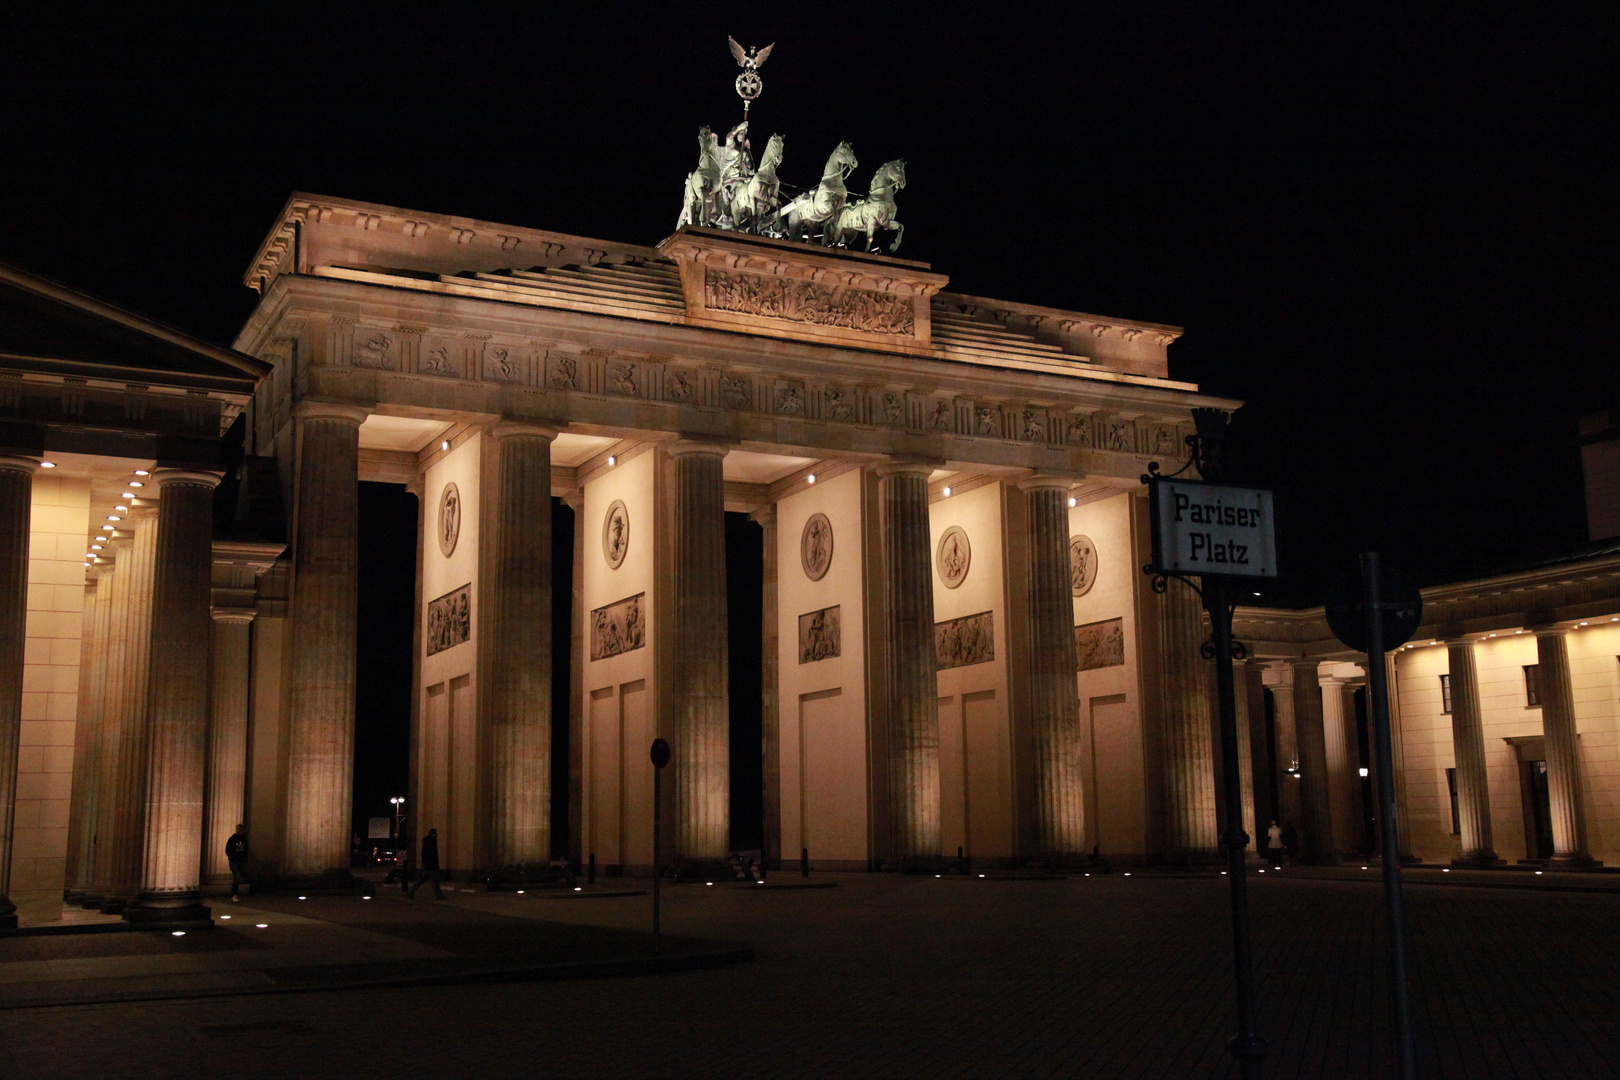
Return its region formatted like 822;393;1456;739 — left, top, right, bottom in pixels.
602;499;630;569
800;513;834;581
936;525;971;589
1070;534;1099;597
437;483;461;558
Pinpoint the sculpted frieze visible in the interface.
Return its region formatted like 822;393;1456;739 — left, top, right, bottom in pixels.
548;353;579;390
703;267;915;336
666;370;695;402
610;362;638;396
422;345;456;376
936;610;994;670
353;333;393;370
775;381;805;416
824;388;855;421
485;346;524;383
928;399;954;431
720;374;751;409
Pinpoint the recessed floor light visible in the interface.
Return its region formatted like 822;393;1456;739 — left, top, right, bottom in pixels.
171;931;185;936
40;461;55;468
256;923;268;928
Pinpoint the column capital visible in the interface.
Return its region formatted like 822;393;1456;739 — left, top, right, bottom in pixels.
0;455;41;475
560;488;584;511
1016;472;1083;493
875;456;942;479
210;607;257;625
1529;624;1571;639
748;503;776;528
1318;674;1346;688
294;400;371;425
665;438;731;459
489;422;558;442
151;468;223;491
1443;636;1476;649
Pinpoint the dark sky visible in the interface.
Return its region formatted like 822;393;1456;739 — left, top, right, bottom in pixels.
3;5;1616;597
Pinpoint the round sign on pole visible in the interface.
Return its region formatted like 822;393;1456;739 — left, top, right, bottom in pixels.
1325;561;1422;652
650;738;671;770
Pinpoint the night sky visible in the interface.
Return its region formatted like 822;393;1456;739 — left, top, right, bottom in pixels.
3;8;1616;833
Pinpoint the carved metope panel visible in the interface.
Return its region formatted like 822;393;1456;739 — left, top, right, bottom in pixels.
798;605;841;664
936;611;995;671
437;482;461;558
936;525;971;589
426;584;472;656
602;499;629;569
1075;617;1125;671
590;593;645;661
800;513;833;581
703;269;915;336
1069;534;1098;597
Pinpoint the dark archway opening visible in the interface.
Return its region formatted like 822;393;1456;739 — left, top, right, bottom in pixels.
352;482;418;853
551;496;574;859
726;512;764;852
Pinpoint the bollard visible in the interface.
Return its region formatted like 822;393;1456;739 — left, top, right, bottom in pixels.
801;847;810;878
587;852;595;885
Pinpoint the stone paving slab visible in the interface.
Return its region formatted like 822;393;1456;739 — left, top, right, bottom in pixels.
3;872;1618;1077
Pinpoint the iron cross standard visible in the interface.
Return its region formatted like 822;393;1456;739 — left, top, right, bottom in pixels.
728;36;774;119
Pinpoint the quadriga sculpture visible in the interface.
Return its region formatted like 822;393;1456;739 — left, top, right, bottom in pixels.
729;133;784;234
676;126;722;229
771;141;858;244
831;159;906;253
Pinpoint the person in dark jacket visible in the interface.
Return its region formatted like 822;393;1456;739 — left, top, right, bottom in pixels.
226;824;248;902
406;828;445;900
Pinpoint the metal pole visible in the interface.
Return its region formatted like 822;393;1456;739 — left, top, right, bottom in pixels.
653;766;662;948
1206;577;1268;1076
1362;551;1416;1079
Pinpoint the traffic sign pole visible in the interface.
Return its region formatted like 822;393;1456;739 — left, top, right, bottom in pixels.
1362;553;1417;1079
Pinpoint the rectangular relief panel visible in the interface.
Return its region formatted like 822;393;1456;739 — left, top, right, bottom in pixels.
1075;617;1125;671
589;686;621;865
590;592;646;661
426;584;471;656
798;605;842;664
936;611;995;671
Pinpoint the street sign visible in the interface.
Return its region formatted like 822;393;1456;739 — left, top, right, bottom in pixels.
1325;563;1422;651
1149;478;1278;579
651;737;671;769
367;817;391;840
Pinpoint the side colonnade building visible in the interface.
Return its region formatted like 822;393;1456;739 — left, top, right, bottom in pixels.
1;194;1264;924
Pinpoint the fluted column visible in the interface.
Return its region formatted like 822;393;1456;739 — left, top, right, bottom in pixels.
1158;577;1218;862
1320;675;1355;855
486;423;556;869
68;566;116;899
1243;661;1274;833
95;508;159;911
1534;629;1593;866
63;576;103;901
1381;653;1416;861
202;610;255;884
0;456;38;929
1232;661;1258;855
85;541;130;906
751;504;780;867
564;490;585;867
1021;477;1085;856
1266;665;1301;830
666;442;730;860
127;470;220;924
1446;639;1500;865
878;460;940;862
1292;660;1336;863
284;402;367;878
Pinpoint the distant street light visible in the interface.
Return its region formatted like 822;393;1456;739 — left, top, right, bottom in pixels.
389;796;406;842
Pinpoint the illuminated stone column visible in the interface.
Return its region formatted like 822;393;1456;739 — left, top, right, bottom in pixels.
1157;577;1217;862
667;441;730;861
68;568;116;899
1243;661;1274;833
202;609;255;884
751;503;781;867
1020;477;1084;856
284;402;367;878
563;490;585;867
128;470;220;925
0;456;37;929
486;423;556;869
63;575;104;901
1534;629;1594;866
1319;675;1356;855
878;460;940;863
95;508;160;911
1265;664;1301;831
1380;653;1417;862
1445;639;1500;866
83;542;130;906
1291;660;1337;863
1231;660;1258;854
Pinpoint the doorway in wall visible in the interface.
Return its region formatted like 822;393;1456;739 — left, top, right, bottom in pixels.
726;512;764;853
1507;735;1554;861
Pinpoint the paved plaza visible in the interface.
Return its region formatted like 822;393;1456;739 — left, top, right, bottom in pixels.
3;870;1618;1078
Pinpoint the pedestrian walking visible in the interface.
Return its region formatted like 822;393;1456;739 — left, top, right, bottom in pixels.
406;827;445;900
1265;820;1283;867
226;823;248;902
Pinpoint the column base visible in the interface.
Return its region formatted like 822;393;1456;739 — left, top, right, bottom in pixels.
0;898;16;931
124;894;212;929
671;857;735;883
97;895;131;915
1547;855;1603;870
1450;855;1506;868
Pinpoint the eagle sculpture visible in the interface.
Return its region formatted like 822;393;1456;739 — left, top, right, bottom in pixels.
728;37;774;72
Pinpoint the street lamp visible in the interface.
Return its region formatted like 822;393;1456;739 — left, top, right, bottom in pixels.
389;796;405;843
